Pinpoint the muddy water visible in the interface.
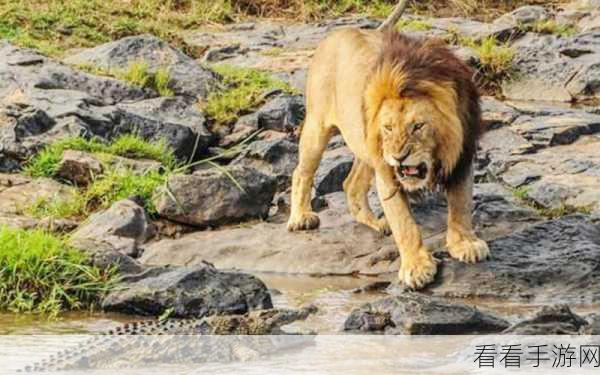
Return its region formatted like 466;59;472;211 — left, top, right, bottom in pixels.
1;273;599;335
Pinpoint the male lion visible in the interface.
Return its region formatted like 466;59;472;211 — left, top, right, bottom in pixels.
287;29;489;289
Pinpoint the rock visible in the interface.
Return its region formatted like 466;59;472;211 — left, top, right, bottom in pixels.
154;166;277;227
503;305;588;334
430;215;600;302
0;213;77;232
480;96;519;128
493;5;550;27
525;180;575;209
101;264;273;318
70;198;155;258
255;94;305;132
510;111;600;148
0;173;31;193
503;32;600;102
64;34;219;99
314;147;354;196
0;178;74;215
428;17;517;42
140;183;535;276
115;97;214;159
231;139;298;190
56;150;104;186
0;43;214;169
343;293;509;334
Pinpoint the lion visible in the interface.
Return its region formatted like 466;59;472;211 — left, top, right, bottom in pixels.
287;28;489;289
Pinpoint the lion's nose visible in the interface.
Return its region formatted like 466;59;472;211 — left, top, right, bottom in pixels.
393;147;411;164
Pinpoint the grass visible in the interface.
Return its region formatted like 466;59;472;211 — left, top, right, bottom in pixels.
396;19;432;32
202;64;297;128
0;226;115;316
23;135;176;219
511;186;592;218
0;0;396;57
520;20;577;37
24;134;176;178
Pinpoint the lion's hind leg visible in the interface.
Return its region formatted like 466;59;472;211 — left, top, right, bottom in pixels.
287;115;332;232
343;159;391;236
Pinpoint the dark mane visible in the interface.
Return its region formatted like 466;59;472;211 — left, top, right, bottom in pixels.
378;31;484;187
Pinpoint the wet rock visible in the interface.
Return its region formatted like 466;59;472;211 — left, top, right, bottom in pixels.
154;166;277;227
503;32;600;102
503;305;588;334
344;293;509;334
494;5;550;27
231;139;298;190
70;198;155;258
115;97;214;160
102;264;273;318
314;147;354;196
56;150;104;186
431;215;600;302
140;183;533;276
64;34;219;99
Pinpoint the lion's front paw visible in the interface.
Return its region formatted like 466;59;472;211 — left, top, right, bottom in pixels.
398;249;438;289
447;235;489;263
287;211;320;232
374;217;391;236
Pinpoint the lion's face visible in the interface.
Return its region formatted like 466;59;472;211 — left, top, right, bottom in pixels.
377;98;441;191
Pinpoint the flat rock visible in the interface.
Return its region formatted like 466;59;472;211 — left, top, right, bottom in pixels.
64;34;219;99
429;215;600;302
141;183;538;276
154;166;277;227
0;213;77;232
101;264;273;318
344;293;509;334
493;5;550;27
0;177;74;215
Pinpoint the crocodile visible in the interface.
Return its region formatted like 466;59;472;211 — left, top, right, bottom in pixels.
23;306;317;372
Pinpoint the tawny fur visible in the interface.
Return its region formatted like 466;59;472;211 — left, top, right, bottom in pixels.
287;28;489;289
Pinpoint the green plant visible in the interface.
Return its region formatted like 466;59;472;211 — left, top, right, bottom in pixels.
115;61;174;97
522;20;577;37
203;65;297;127
0;226;115;316
512;186;529;200
396;19;432;31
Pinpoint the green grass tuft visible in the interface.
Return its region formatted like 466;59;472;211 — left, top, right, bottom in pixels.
521;20;577;37
114;61;174;97
203;64;297;128
0;226;115;316
396;19;432;32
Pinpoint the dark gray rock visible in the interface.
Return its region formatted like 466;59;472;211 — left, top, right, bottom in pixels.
115;97;214;159
64;34;219;99
504;305;588;334
102;264;273;318
154;166;277;227
314;147;354;196
70;198;155;258
511;111;600;148
231;139;298;190
344;293;509;334
431;215;600;302
256;94;305;132
503;32;600;102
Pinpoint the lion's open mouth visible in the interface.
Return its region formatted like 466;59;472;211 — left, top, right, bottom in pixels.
397;162;428;179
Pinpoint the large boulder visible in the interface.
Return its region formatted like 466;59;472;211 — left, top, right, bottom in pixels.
64;34;219;99
101;264;273;318
344;293;509;334
154;166;277;227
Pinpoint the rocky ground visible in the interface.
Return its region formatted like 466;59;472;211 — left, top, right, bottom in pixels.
1;1;600;335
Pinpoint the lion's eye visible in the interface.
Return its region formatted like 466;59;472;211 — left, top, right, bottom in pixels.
383;124;393;133
412;122;425;133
